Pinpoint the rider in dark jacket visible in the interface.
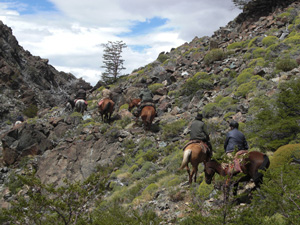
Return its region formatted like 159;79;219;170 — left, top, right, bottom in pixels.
224;120;249;154
75;87;87;100
189;113;212;151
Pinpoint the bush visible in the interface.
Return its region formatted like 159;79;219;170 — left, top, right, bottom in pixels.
235;75;265;98
283;34;300;45
157;52;169;63
252;47;265;58
270;144;300;169
161;119;188;140
204;49;224;65
262;36;279;47
202;103;222;118
119;104;128;111
148;83;164;93
227;40;248;50
275;58;298;71
23;104;38;118
236;68;254;85
181;72;212;96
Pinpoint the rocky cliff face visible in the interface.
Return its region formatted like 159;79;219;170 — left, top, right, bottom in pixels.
0;21;92;132
1;0;300;223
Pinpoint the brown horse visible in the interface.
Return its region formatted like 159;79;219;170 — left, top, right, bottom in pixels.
98;98;115;122
179;142;211;184
204;151;270;195
128;98;141;111
140;105;156;130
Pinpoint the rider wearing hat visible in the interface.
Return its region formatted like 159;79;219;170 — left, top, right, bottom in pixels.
189;112;213;154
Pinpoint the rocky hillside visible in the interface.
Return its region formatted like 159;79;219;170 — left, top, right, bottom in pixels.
0;20;92;132
1;0;300;224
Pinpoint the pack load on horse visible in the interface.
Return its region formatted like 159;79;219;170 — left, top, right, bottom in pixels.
178;113;213;183
204;151;270;196
98;87;112;108
74;86;88;114
98;87;114;122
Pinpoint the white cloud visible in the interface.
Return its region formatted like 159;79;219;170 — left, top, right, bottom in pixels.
0;0;241;85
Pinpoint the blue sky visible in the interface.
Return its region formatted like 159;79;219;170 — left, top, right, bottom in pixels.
3;0;57;14
0;0;242;85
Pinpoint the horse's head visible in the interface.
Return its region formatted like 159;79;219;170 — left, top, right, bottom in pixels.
204;161;216;184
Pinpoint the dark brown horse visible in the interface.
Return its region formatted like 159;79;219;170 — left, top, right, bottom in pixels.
179;142;211;184
128;98;141;111
204;151;270;195
98;98;115;122
140;105;156;130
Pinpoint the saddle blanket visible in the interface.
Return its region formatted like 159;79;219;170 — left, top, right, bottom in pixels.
98;98;110;107
223;150;249;175
75;99;88;105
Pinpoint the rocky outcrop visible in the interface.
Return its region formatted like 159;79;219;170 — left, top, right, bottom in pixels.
0;21;92;131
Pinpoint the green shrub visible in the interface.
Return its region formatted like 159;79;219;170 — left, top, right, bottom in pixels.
270;144;300;169
248;58;266;68
142;183;159;196
275;58;298;71
235;75;265;98
262;36;279;47
227;40;248;50
283;34;300;45
181;72;212;96
148;83;164;93
236;68;254;85
161;119;188;140
197;180;214;199
252;47;265;58
248;37;259;48
202;103;222;118
204;48;224;65
23;104;38;118
119;104;128;111
197;79;214;90
218;96;234;108
157;52;169;63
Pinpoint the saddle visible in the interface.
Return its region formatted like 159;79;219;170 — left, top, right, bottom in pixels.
140;102;155;109
182;140;210;156
223;150;249;175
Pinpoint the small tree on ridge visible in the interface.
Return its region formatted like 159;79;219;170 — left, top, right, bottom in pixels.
101;40;127;84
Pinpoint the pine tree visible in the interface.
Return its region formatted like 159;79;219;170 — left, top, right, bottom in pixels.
101;40;127;84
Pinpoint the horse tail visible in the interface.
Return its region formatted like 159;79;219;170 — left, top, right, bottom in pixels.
259;154;270;171
253;154;270;185
179;149;192;170
104;101;111;113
